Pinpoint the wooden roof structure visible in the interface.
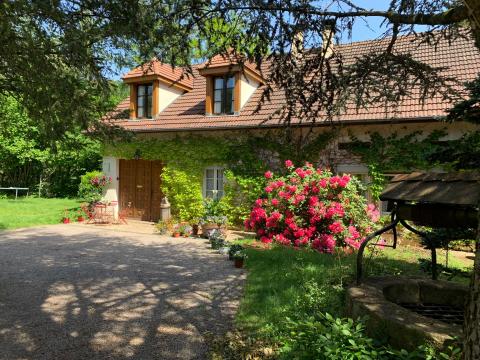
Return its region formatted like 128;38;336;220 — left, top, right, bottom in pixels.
380;172;480;207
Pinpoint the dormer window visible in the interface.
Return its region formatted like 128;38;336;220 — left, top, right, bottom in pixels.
137;83;153;118
213;76;235;115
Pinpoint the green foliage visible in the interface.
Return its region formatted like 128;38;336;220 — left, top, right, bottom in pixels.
78;171;105;203
280;314;388;359
220;170;265;225
161;167;204;222
347;129;480;199
448;74;480;124
232;243;468;359
105;131;337;225
0;93;123;197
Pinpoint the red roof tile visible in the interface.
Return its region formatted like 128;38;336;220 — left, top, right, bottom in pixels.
122;59;193;89
110;32;480;132
198;50;263;78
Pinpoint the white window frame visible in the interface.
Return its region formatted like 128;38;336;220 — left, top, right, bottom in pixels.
336;164;370;200
203;166;225;200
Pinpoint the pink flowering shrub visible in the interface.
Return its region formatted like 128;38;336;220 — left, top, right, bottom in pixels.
245;161;379;253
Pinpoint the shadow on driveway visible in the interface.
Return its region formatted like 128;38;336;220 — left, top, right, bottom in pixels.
0;225;245;360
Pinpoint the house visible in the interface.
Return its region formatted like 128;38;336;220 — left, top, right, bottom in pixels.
102;32;480;222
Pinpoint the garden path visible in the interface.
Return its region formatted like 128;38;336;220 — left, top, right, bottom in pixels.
0;224;245;359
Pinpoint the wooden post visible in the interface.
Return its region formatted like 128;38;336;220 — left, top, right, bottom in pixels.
129;84;137;119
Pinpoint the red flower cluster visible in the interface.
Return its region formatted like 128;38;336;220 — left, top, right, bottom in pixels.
245;161;378;253
90;175;112;188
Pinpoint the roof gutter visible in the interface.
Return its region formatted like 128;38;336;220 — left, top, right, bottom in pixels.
129;116;448;134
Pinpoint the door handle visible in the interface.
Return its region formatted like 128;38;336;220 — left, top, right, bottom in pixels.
136;185;143;189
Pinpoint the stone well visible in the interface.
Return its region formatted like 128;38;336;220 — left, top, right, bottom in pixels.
346;276;468;350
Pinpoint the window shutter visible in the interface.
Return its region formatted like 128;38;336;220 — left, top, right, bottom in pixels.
129;85;137;119
205;76;213;115
234;72;241;113
152;80;159;116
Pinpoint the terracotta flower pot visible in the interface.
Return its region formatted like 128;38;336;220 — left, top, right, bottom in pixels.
173;232;180;238
77;216;84;222
62;218;70;224
234;259;244;268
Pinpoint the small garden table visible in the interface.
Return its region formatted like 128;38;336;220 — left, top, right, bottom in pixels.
0;187;29;200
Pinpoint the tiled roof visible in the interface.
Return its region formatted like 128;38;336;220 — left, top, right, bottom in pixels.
110;32;480;132
122;59;194;89
198;51;263;78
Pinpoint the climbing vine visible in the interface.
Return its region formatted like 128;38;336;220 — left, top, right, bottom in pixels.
346;129;480;199
103;127;480;221
103;130;337;224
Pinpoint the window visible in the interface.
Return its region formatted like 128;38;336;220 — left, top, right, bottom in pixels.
137;83;153;118
204;167;224;199
213;76;235;115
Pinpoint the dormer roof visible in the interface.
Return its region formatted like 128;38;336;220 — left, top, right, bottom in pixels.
122;59;194;91
198;50;264;83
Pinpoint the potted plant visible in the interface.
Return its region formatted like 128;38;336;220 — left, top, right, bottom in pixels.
228;244;244;260
209;229;226;249
61;208;71;224
232;250;247;268
179;223;192;237
199;198;228;238
155;218;175;235
76;209;85;222
172;223;181;237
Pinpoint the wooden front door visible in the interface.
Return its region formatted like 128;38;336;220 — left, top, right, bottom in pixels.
119;160;163;221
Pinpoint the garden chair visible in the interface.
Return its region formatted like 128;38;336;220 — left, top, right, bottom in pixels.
117;207;129;224
81;203;96;224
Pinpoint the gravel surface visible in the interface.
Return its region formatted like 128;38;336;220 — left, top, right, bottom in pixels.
0;224;245;360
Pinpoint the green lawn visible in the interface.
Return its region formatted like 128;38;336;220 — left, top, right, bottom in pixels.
234;241;472;335
0;197;81;230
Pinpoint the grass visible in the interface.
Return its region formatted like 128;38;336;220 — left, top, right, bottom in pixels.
0;197;81;230
233;240;473;336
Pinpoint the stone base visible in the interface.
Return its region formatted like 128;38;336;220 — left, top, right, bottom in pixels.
346;276;468;350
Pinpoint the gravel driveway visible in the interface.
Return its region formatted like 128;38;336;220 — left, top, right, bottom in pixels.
0;224;245;360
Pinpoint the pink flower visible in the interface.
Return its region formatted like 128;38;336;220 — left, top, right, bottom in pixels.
295;168;306;178
271;198;279;207
377;238;386;250
287;185;297;193
254;199;263;207
319;179;327;188
260;236;273;244
264;171;273;179
265;186;273;193
339;175;350;187
285;160;294;168
309;196;319;206
328;221;344;234
348;225;360;240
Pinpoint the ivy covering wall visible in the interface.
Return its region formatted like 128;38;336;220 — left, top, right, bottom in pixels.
103;130;336;224
103;126;480;224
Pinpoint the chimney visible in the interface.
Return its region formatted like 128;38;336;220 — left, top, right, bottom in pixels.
291;31;304;58
321;20;336;58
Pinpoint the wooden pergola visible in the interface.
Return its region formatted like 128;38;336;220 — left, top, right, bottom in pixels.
357;172;480;284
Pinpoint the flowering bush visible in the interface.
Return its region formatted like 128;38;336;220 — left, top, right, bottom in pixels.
78;171;112;204
245;161;379;253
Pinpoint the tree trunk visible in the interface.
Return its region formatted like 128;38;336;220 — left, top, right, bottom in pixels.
462;208;480;359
